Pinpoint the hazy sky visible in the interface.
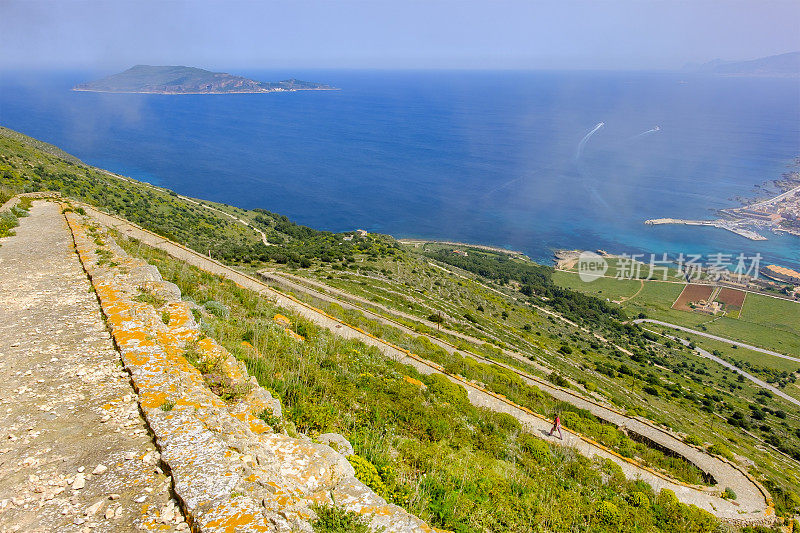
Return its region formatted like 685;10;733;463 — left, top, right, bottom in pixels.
1;0;798;71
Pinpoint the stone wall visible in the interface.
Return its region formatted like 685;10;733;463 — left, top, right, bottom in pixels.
65;211;436;533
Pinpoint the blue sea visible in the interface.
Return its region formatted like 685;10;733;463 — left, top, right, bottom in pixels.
1;69;799;269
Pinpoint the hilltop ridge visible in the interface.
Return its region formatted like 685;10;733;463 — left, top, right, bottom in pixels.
73;65;336;94
685;51;800;78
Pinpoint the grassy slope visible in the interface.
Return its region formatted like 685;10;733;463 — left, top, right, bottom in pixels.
2;125;800;524
118;235;718;533
296;254;800;494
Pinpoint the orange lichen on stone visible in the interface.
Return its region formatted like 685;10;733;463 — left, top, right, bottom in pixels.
284;328;304;342
63;211;434;533
204;504;269;532
402;376;424;388
273;314;291;327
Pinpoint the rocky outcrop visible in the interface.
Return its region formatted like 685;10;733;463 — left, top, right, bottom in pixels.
65;211;434;532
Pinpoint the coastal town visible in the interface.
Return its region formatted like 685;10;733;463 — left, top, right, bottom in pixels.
645;170;800;241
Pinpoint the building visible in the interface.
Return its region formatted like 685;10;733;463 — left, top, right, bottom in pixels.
761;264;800;284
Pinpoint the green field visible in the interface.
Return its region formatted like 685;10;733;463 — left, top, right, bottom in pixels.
553;271;800;357
740;292;800;336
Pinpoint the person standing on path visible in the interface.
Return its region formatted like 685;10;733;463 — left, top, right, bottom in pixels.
549;414;563;439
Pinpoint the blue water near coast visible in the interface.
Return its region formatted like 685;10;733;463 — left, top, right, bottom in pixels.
1;69;799;269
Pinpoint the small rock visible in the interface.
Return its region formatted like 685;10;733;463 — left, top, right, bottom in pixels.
91;464;107;475
108;493;120;500
123;451;136;461
74;517;86;525
72;474;86;490
77;466;85;473
134;495;146;503
104;507;115;519
100;415;111;423
160;505;175;522
85;501;103;516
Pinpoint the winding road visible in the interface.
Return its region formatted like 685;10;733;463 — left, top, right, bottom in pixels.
80;204;775;524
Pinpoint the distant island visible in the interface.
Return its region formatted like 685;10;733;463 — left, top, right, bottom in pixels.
685;51;799;78
73;65;336;94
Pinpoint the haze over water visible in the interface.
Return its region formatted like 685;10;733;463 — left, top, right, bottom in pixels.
1;69;798;269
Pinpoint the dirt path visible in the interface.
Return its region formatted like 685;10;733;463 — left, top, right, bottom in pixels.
83;205;773;524
96;168;271;246
260;270;555;374
0;202;186;532
614;279;644;304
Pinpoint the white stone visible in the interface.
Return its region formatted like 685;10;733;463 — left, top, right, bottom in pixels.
91;464;107;475
160;505;175;522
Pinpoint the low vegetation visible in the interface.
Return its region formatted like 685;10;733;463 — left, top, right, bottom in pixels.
3;125;799;528
118;237;720;532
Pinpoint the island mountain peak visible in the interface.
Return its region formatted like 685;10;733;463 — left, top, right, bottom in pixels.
73;65;335;94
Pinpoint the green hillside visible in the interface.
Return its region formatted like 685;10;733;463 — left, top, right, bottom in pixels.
2;125;799;531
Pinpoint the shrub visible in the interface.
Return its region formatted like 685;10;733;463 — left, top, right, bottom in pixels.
683;434;702;446
0;212;19;238
311;502;371;533
428;313;444;324
347;454;387;498
722;487;736;500
548;372;569;387
628;491;650;507
423;374;468;408
519;433;551;464
595;500;621;524
204;300;229;318
709;443;734;461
